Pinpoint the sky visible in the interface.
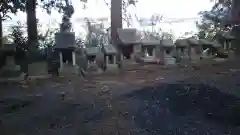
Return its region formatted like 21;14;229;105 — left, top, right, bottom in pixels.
3;0;214;38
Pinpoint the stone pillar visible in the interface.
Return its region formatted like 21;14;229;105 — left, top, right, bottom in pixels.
153;48;156;57
72;51;76;66
4;56;19;71
59;52;63;71
229;41;232;50
134;44;141;54
232;25;240;56
224;42;227;50
113;55;116;64
184;48;188;56
177;49;182;56
106;56;109;64
190;47;196;60
87;60;91;68
144;49;148;57
163;50;168;58
6;56;15;66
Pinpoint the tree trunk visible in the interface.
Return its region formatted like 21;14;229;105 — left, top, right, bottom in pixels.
111;0;122;68
26;0;37;50
25;0;37;73
231;0;240;56
0;14;2;48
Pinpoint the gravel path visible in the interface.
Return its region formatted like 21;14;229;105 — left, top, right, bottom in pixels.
0;60;240;135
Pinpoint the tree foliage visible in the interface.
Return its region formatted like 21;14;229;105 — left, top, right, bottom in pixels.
37;24;58;48
84;19;109;48
196;0;232;39
40;0;86;14
0;0;26;20
7;21;59;49
9;22;27;47
0;0;26;48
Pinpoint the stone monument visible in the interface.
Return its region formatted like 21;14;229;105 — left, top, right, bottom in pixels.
102;44;118;71
187;38;202;62
140;35;160;63
160;39;176;66
0;43;21;78
175;39;190;62
54;4;77;74
117;28;141;60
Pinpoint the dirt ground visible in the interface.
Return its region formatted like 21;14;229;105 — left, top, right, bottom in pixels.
1;59;240;135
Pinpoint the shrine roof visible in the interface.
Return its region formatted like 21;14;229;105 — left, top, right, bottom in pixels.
187;38;200;45
141;34;160;46
212;41;222;48
161;39;174;47
141;40;160;46
102;45;117;54
85;47;100;56
117;28;141;44
198;39;213;45
220;31;235;40
175;39;189;47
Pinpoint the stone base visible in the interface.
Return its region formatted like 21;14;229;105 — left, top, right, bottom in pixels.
59;63;80;77
201;55;214;60
89;68;104;75
28;62;48;76
0;65;21;78
142;56;156;63
164;57;176;66
106;64;118;71
228;51;235;59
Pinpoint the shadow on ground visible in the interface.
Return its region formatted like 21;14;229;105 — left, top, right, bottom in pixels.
2;82;240;134
122;83;240;135
0;90;112;135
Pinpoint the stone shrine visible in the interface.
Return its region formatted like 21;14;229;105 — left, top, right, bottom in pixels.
175;39;190;62
102;44;118;70
75;47;88;74
140;35;160;63
95;48;105;72
231;25;240;56
85;46;101;70
219;31;235;58
199;39;216;59
160;39;176;66
0;43;21;78
55;13;77;74
187;38;202;62
117;28;142;60
212;41;224;57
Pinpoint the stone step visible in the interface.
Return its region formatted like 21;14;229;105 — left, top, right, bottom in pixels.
60;64;79;76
